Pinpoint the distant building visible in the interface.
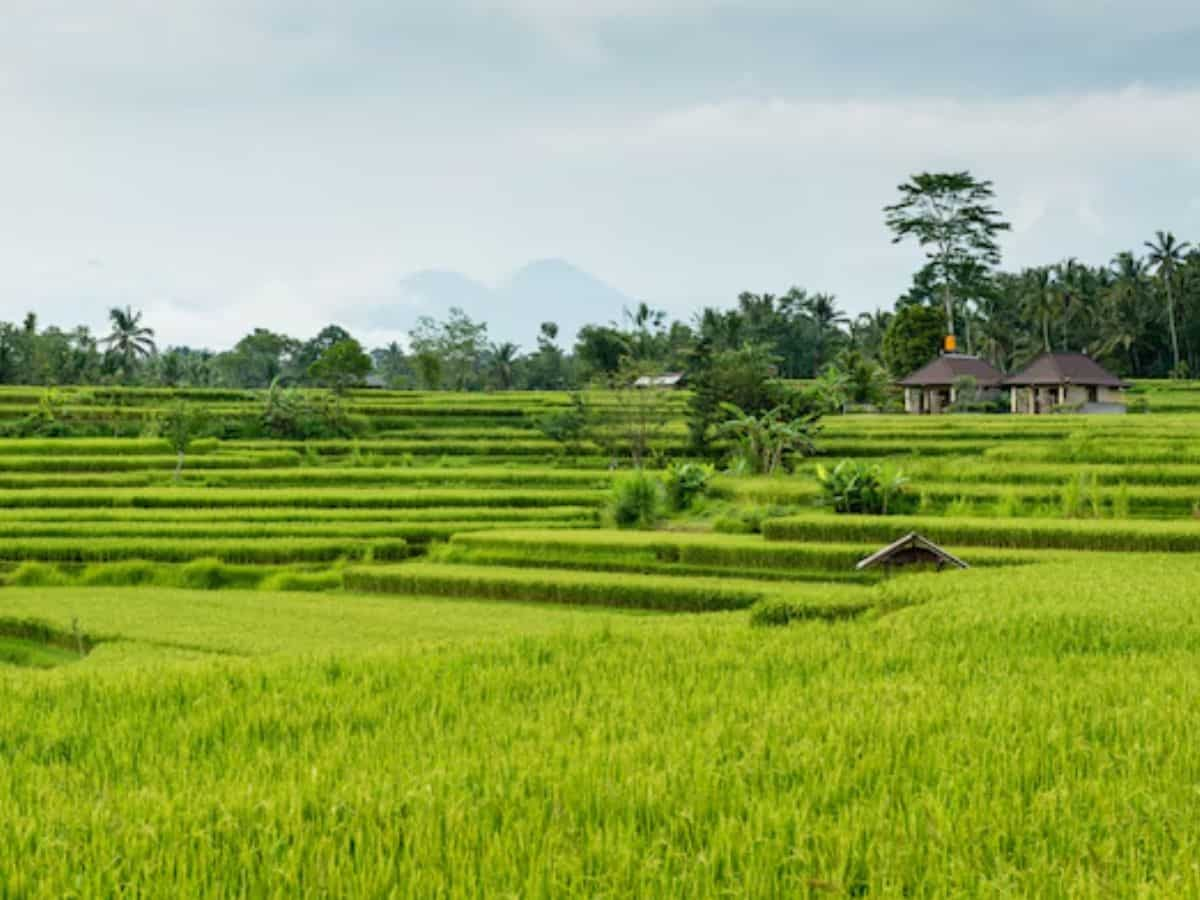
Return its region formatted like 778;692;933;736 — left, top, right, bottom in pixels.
897;354;1004;414
1003;353;1129;414
633;372;686;389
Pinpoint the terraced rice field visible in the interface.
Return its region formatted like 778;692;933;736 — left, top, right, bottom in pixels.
5;382;1200;894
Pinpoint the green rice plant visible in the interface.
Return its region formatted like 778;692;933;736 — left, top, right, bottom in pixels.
175;558;239;590
342;563;842;612
258;570;344;592
77;560;160;586
711;505;790;535
1060;473;1102;519
749;596;868;626
1110;483;1132;519
5;562;71;587
0;487;610;510
763;512;1200;552
992;489;1022;518
0;537;406;565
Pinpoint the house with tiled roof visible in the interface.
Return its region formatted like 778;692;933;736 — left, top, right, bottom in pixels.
1003;352;1129;414
897;354;1004;414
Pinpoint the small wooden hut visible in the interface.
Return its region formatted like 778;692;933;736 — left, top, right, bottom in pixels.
855;533;968;573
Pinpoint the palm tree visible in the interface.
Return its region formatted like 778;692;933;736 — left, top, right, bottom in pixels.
1021;268;1057;353
487;342;520;390
802;293;849;372
102;306;156;373
850;310;892;358
1099;252;1154;374
1053;257;1085;351
1144;231;1193;372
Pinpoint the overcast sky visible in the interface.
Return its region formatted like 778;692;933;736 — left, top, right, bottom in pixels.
3;1;1199;349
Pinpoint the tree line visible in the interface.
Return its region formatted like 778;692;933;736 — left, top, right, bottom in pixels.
3;172;1195;390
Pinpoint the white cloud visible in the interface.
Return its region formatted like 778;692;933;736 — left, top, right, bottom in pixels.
1;3;1198;345
539;86;1200;163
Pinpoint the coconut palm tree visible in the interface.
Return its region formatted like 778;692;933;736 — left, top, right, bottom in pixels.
1099;252;1154;374
1144;231;1193;372
1053;257;1086;351
1021;268;1057;353
102;306;156;373
802;293;849;372
487;342;520;390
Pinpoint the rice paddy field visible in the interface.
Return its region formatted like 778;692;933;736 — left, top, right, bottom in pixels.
5;381;1200;895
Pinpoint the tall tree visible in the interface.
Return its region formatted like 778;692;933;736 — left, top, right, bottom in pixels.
1098;252;1153;374
408;307;489;390
308;338;373;394
1145;230;1193;372
884;171;1011;339
1021;268;1058;354
801;293;849;372
102;306;156;374
880;304;945;377
486;342;520;390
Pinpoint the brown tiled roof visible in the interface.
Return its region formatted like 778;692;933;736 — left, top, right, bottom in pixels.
1002;353;1128;388
896;354;1004;388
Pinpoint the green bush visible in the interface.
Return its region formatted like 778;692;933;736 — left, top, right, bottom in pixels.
611;472;664;529
663;462;712;511
816;459;914;515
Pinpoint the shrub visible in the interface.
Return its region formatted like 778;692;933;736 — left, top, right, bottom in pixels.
663;462;712;511
816;460;914;515
611;472;664;529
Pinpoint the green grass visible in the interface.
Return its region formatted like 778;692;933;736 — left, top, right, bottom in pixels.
344;562;873;613
0;635;82;668
4;559;1200;893
763;510;1200;551
8;387;1200;892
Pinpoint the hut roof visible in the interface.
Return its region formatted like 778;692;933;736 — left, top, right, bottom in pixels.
855;532;969;571
896;354;1003;388
633;372;686;388
1002;352;1128;388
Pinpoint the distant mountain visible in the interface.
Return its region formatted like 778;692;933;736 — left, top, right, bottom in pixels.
361;259;638;348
